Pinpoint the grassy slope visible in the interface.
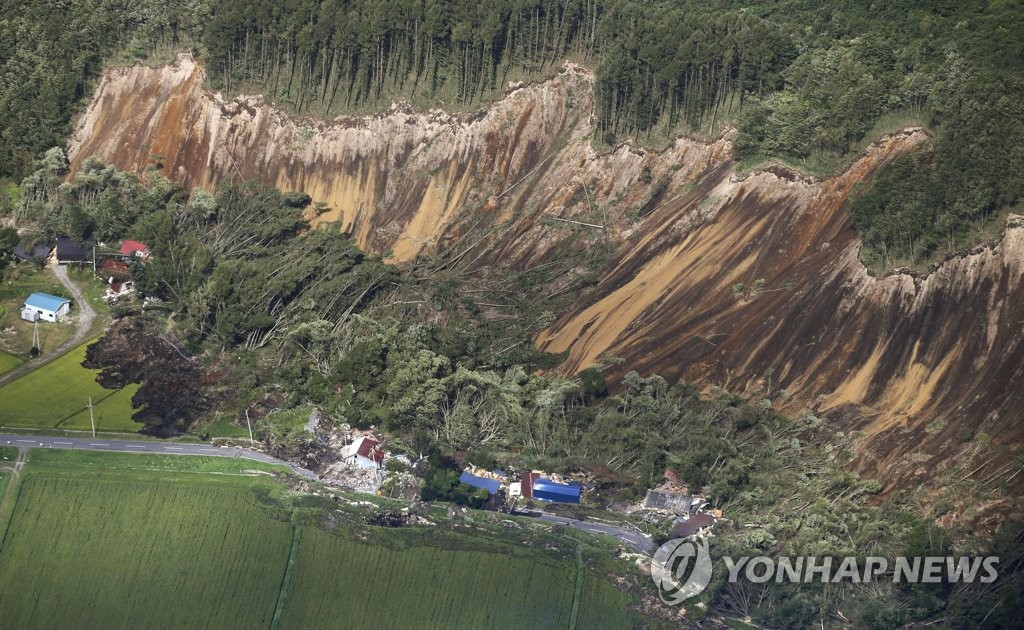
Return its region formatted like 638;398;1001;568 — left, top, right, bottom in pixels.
0;450;641;629
0;340;141;432
0;351;21;375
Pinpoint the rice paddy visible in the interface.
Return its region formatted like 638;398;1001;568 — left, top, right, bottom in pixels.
0;449;641;629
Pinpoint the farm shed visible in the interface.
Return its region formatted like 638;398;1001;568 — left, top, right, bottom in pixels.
531;479;582;504
458;471;502;495
22;293;71;323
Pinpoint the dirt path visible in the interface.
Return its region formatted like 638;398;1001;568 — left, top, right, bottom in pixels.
0;265;98;388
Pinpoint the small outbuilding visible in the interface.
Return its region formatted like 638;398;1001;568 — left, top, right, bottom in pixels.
22;292;71;323
643;490;693;512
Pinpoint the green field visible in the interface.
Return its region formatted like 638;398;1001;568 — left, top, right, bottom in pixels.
284;527;581;629
0;477;292;628
0;340;141;432
0;350;20;375
0;450;641;629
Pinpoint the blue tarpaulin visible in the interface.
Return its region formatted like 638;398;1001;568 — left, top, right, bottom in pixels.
532;478;582;504
459;471;502;495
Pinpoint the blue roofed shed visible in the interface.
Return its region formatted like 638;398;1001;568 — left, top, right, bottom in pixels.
532;478;582;504
458;471;502;495
22;293;71;323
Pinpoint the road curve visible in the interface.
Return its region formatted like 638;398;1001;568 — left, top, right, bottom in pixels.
0;433;316;479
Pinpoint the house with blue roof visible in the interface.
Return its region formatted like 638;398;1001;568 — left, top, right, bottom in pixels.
21;293;71;323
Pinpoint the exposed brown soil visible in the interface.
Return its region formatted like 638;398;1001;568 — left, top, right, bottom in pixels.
66;55;1024;496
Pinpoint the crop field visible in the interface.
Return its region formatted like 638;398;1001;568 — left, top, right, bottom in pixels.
576;567;639;630
0;451;640;629
0;475;293;628
0;350;20;374
282;526;604;629
0;340;141;432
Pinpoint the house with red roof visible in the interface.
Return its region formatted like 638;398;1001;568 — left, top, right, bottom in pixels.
119;240;151;261
98;258;130;279
342;436;385;470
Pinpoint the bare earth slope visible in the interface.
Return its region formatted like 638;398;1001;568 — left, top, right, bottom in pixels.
67;55;1024;493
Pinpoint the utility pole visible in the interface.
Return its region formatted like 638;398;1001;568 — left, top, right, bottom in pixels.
88;397;96;437
245;409;254;445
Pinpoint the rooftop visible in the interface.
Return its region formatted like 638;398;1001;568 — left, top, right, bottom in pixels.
353;436;384;463
24;292;71;312
458;471;502;495
120;240;150;256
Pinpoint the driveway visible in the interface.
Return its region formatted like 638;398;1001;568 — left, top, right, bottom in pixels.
0;264;97;387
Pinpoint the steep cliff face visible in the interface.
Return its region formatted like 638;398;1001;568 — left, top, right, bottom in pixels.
67;55;1024;492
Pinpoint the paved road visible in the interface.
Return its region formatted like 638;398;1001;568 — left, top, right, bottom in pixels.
0;264;98;388
0;432;651;553
0;433;316;479
535;512;654;554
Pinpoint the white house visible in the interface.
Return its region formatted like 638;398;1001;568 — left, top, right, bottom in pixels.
22;293;71;323
342;436;384;470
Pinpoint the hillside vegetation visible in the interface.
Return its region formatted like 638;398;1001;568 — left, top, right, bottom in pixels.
1;1;1022;268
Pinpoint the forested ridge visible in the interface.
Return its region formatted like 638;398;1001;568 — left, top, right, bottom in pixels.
1;1;1022;269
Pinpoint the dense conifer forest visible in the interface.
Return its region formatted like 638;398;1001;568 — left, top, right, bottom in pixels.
1;0;1021;268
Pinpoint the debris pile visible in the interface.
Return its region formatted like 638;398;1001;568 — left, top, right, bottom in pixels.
366;510;433;528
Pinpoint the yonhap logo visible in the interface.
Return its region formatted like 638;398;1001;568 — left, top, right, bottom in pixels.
650;539;1000;606
651;538;713;604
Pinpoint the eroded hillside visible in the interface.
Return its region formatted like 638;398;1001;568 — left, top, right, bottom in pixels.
67;55;1024;493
